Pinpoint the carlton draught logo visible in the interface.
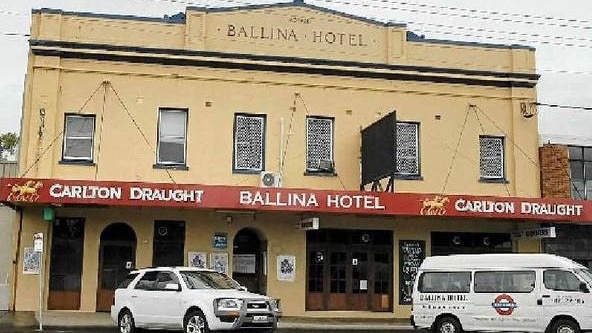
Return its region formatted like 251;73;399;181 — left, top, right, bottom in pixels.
419;195;449;215
492;294;518;315
7;180;43;202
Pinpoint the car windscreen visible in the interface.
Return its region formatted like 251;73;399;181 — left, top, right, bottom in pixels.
180;271;240;289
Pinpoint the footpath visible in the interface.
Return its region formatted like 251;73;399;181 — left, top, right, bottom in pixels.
0;310;412;332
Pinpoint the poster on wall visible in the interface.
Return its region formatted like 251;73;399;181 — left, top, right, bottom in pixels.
233;254;256;274
188;252;207;268
276;255;296;282
210;252;228;274
399;240;425;305
23;247;40;275
212;233;228;249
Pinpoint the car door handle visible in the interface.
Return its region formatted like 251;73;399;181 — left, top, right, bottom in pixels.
131;295;138;298
542;295;551;298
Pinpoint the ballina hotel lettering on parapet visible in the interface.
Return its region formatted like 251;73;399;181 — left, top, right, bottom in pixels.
226;24;368;47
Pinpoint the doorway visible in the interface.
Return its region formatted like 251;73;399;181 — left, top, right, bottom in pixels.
306;229;393;312
96;223;136;312
48;217;85;310
232;228;267;294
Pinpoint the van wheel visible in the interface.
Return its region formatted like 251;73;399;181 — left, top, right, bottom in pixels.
184;309;210;333
435;316;462;333
550;319;580;333
118;309;136;333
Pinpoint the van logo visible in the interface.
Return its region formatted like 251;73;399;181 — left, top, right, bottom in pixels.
492;294;517;315
419;195;449;215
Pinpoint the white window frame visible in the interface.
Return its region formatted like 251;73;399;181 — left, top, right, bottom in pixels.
479;136;505;180
233;113;265;172
306;116;334;173
157;108;188;166
396;121;420;176
62;114;95;162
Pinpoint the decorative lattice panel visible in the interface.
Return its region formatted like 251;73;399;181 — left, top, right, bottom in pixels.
480;136;504;178
234;115;264;170
306;117;333;170
396;122;419;175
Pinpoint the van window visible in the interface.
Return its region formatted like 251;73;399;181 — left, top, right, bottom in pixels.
474;271;535;293
418;272;471;293
544;270;582;292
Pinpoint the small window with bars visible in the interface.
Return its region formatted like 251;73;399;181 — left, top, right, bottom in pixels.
234;114;265;172
62;114;95;162
479;136;505;180
396;122;419;176
306;116;334;173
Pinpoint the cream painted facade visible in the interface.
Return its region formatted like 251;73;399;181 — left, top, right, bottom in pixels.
10;1;541;319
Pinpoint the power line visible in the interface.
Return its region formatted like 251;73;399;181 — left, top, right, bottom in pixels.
536;102;592;111
317;0;592;31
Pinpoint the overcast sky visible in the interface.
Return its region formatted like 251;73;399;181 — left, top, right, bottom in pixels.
1;0;592;143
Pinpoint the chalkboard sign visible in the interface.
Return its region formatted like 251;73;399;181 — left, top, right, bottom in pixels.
399;240;425;305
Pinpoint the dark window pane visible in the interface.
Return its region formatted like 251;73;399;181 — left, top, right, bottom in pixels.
158;141;185;164
584;147;592;161
572;181;585;200
585;162;592;180
571;161;584;180
569;146;583;160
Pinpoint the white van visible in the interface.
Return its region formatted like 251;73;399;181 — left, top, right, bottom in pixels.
411;254;592;333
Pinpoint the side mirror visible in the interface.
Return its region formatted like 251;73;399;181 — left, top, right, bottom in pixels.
165;283;181;291
580;282;590;293
238;286;248;292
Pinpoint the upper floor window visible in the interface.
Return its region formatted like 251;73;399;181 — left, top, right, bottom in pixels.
396;122;420;176
568;146;592;200
62;114;95;162
157;108;187;166
306;116;334;173
234;113;265;172
479;136;505;180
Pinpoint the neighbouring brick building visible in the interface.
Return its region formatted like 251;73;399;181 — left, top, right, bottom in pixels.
540;137;592;268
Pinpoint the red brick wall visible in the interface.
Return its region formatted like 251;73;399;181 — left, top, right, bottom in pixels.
539;144;571;198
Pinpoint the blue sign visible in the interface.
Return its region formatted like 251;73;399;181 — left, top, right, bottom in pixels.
213;233;227;249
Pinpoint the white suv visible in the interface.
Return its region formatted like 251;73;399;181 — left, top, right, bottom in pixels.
111;267;281;333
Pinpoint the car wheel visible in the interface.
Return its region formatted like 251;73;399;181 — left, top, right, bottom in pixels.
184;309;209;333
118;309;136;333
435;316;462;333
551;319;580;333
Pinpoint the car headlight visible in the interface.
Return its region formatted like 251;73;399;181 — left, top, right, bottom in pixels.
216;298;243;311
268;299;281;312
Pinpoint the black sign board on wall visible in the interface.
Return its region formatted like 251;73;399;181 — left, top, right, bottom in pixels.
399;240;425;305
